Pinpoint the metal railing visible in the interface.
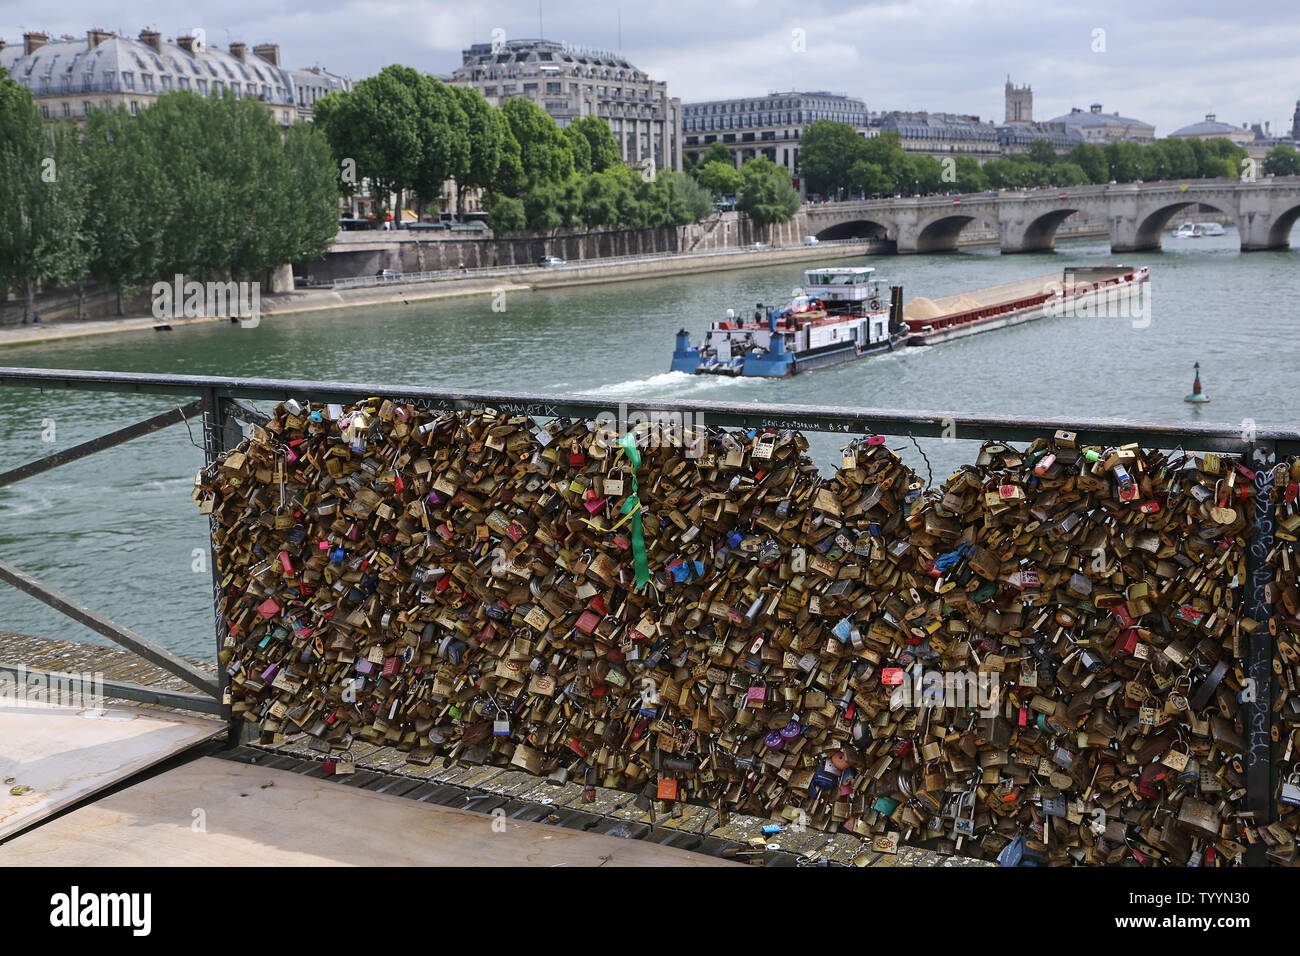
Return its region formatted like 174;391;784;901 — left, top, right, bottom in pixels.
0;365;1290;864
328;237;881;290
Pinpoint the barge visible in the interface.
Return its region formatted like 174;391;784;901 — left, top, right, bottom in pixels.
904;265;1150;346
670;267;909;377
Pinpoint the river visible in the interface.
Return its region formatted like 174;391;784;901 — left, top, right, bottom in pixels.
2;227;1297;658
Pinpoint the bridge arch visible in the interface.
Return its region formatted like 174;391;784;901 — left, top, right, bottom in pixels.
912;213;999;253
1262;202;1300;249
814;218;894;243
1132;199;1233;251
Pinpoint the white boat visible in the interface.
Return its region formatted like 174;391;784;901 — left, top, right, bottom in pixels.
1174;222;1202;238
1196;222;1225;236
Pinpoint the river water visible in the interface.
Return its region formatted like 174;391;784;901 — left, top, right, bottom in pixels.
2;227;1297;658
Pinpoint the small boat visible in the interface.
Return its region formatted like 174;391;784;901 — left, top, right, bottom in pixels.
1174;222;1202;238
670;267;908;377
1196;222;1225;237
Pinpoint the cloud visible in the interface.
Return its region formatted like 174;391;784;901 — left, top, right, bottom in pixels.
5;0;1297;135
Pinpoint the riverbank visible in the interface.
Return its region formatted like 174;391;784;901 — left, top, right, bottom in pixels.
0;240;880;349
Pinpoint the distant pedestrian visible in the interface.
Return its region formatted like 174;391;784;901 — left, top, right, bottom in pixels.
458;261;467;274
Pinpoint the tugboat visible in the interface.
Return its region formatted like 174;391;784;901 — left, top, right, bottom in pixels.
670;267;908;377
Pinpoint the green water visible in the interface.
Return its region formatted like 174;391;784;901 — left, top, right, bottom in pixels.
2;228;1297;658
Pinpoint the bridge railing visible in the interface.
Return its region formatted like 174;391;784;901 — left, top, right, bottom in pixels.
0;366;1293;864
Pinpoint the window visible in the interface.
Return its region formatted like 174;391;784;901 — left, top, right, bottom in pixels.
83;101;91;116
123;71;135;90
143;74;154;92
42;105;50;119
197;79;207;94
61;102;70;117
162;75;172;91
179;77;190;90
130;101;139;115
545;81;561;93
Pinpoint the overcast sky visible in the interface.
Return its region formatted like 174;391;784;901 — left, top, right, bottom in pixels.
5;0;1299;136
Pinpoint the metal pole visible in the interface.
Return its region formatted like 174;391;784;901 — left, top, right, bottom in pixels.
200;387;238;738
1243;441;1277;867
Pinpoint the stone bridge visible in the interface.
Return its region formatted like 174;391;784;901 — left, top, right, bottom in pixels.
802;177;1300;254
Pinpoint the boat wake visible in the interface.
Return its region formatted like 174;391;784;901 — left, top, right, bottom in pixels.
577;371;759;397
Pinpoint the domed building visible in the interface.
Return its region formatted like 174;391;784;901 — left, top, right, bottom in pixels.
1168;113;1257;147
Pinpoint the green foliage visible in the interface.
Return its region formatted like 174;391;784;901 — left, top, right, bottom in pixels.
485;194;526;233
736;156;799;226
699;141;733;168
1066;143;1108;183
500;98;574;189
1026;139;1058;166
695;160;744;197
564;124;593;175
566;116;620;173
1264;145;1300;177
653;170;714;224
950;155;987;192
798;119;869;197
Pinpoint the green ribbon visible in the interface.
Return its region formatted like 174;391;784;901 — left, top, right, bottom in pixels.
618;432;651;589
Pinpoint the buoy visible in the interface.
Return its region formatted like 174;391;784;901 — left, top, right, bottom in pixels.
1184;361;1210;403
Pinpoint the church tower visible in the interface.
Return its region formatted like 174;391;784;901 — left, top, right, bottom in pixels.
1292;99;1300;141
1005;76;1032;124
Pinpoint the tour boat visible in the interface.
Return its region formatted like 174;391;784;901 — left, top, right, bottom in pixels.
670;267;909;377
1175;223;1202;238
1197;222;1226;236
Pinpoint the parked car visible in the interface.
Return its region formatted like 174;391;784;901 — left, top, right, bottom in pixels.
293;275;310;288
538;255;567;267
377;269;403;280
750;242;768;251
802;235;820;246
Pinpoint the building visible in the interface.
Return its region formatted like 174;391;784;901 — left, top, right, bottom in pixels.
1005;77;1032;123
451;38;681;173
0;29;350;126
1168;113;1256;147
1292;101;1300;141
996;121;1082;156
1042;103;1155;144
876;110;1001;160
681;91;870;180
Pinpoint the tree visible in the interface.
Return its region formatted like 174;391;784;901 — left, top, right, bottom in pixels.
500;98;573;190
1067;142;1108;183
902;154;945;194
950;155;987;193
1106;141;1145;182
452;86;506;213
485;194;526;233
314;66;425;228
282;121;345;266
699;141;733;169
1264;145;1300;177
564;124;593;175
798;119;868;197
848;159;891;197
1198;137;1248;179
411;75;470;213
80;105;170;311
0;72;90;321
566;116;620;172
736;156;799;227
653;170;713;224
695;160;744;197
1027;139;1058;167
1049;162;1090;186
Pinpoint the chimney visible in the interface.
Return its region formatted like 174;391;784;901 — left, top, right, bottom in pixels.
139;29;161;52
1090;103;1102;114
253;42;280;66
177;34;197;54
1206;113;1216;123
0;39;6;54
229;41;246;61
23;31;48;55
87;28;114;49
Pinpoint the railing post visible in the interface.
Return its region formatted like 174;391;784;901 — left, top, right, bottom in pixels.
200;387;241;739
1244;441;1277;867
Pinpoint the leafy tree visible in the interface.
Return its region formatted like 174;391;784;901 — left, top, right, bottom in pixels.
1049;162;1090;186
485;194;526;233
1264;144;1300;177
695;160;744;197
1067;142;1108;183
1106;141;1145;182
411;75;470;212
653;170;713;224
699;141;733;169
451;86;507;214
848;159;891;197
283;122;345;265
0;73;90;321
80;105;170;310
902;154;945;194
736;156;799;226
1198;137;1247;179
1027;139;1058;166
950;155;987;192
566;116;620;172
564;124;593;175
798;119;868;197
314;66;425;229
500;98;573;190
